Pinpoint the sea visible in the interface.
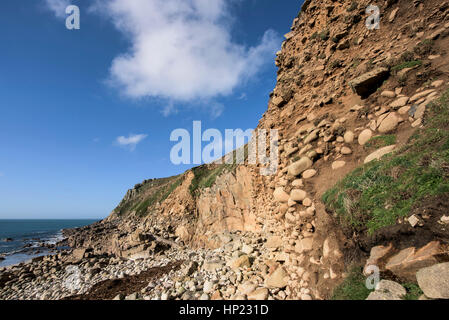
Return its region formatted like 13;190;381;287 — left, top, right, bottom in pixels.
0;219;98;267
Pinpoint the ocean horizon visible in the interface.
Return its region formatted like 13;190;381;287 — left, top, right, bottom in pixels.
0;219;98;267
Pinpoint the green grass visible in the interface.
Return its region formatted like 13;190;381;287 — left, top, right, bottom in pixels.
189;145;251;196
133;177;183;217
414;39;434;57
351;57;361;69
364;135;396;151
323;89;449;235
332;266;373;300
391;60;422;72
329;60;342;69
332;268;424;300
189;163;236;196
319;29;330;41
403;283;424;300
347;1;358;12
311;29;329;41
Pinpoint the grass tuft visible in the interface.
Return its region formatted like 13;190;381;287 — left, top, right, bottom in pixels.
331;266;373;300
403;283;424;300
391;60;422;72
364;135;397;151
189;163;236;196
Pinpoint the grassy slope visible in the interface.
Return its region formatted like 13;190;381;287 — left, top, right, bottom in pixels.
323;89;449;235
114;149;245;217
114;176;183;217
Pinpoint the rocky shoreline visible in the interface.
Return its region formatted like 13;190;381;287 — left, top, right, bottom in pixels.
0;230;310;301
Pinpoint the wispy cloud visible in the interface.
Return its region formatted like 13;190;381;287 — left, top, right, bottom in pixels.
90;0;281;111
209;102;224;120
237;93;247;101
116;133;148;151
44;0;71;18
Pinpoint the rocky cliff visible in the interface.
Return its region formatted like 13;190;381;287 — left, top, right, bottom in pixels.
64;0;449;300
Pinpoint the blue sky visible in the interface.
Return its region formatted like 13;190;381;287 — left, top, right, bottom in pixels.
0;0;302;219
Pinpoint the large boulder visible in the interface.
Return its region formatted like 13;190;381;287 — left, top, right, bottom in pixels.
265;236;283;250
290;189;307;202
175;226;190;242
247;288;269;300
288;157;313;176
295;238;313;254
366;280;406;300
344;131;355;143
385;241;441;281
378;112;400;133
273;187;290;203
349;67;390;98
72;248;87;261
416;262;449;299
364;243;394;275
272;96;286;108
265;266;288;288
358;129;373;146
364;145;396;164
229;255;251;270
390;96;409;108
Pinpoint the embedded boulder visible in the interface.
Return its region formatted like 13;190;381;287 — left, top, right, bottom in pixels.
385;241;441;281
265;266;288;288
364;145;396;164
416;263;449;299
288;157;313;176
273;187;290;203
378;112;400;133
290;189;307;202
349;67;390;98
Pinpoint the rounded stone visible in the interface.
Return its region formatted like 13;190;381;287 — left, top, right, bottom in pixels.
302;198;312;207
344;131;354;144
288;157;313;176
378;112;399;133
290;189;307;202
273;187;290;203
332;161;346;170
358;129;373;146
341;147;352;155
302;169;317;179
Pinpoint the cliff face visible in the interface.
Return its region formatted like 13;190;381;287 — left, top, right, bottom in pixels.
67;0;449;300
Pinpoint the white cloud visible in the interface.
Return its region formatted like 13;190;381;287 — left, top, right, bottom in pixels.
209;102;224;120
116;133;148;151
91;0;280;103
237;93;247;100
44;0;71;18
